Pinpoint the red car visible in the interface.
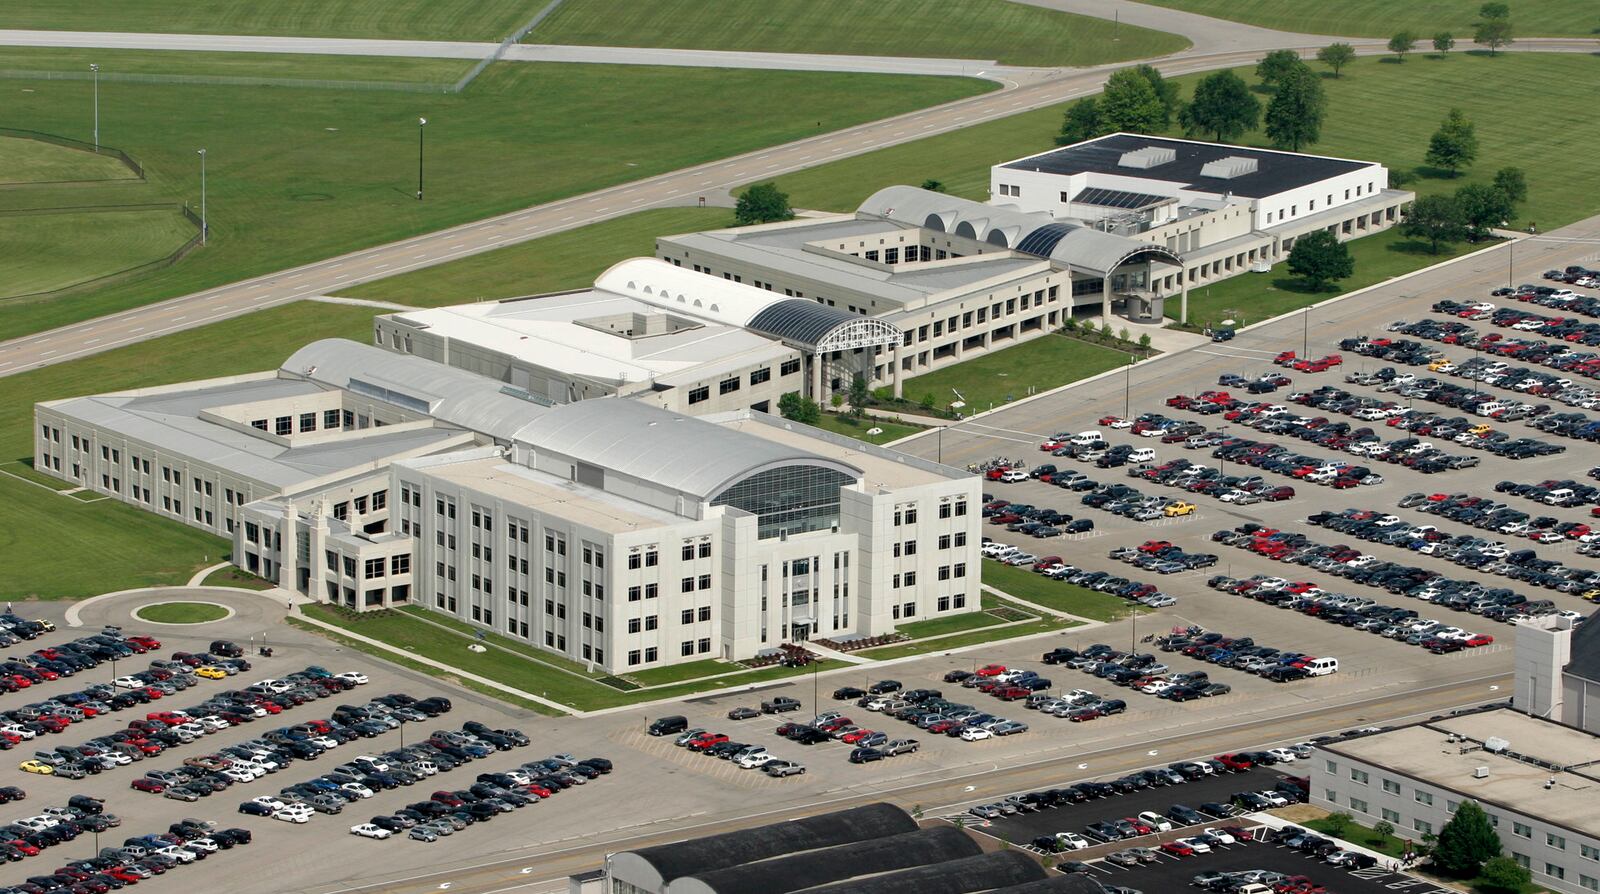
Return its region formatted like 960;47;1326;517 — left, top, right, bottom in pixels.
431;791;465;807
1465;634;1495;647
1068;708;1102;722
839;729;875;744
1122;817;1153;835
129;635;161;649
994;686;1031;701
1216;753;1254;770
928;720;963;734
975;664;1007;677
130;778;165;793
1160;840;1195;857
686;733;729;752
106;867;144;883
147;712;187;727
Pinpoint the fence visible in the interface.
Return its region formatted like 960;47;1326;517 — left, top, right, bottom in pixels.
452;0;567;92
0;203;203;302
0;68;457;95
0;125;143;179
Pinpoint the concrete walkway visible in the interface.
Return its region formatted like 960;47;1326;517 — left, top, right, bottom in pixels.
797;640;870;665
186;561;232;587
981;584;1106;628
305;294;412;311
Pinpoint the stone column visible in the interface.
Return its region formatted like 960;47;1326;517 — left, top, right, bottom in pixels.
1180;277;1190;326
278;501;297;591
1101;274;1113;324
890;344;902;399
810;353;823;403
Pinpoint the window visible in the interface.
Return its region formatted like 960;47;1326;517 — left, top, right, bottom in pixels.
1582;844;1600;861
644;615;657;630
1325;760;1338;774
391;554;410;575
1514;822;1533;839
645;583;658;599
682;577;694;594
697;606;710;622
697;574;711;590
750;368;771;386
299;412;316;432
645;550;657;567
1382;808;1400;823
954;531;966;547
628;650;641;667
324;409;340;429
937;595;950;611
1580;876;1598;892
1349;797;1368;813
681;609;694;625
628;586;641;602
688;385;710;405
682;543;694;561
938;534;951;550
697;638;710;654
628;553;641;570
939;502;952;519
1413;819;1433;835
780;358;801;377
275;416;292;436
364;558;386;579
1325;790;1339;804
1414;790;1433;806
681;641;694;657
1549;834;1567;850
719;377;740;395
1547;865;1566;881
697;542;711;559
1514;854;1530;869
953;593;966;608
628;619;640;634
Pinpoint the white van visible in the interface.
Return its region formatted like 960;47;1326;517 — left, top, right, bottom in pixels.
1069;430;1105;448
1304;657;1339;676
1127;447;1155;463
1544;488;1575;506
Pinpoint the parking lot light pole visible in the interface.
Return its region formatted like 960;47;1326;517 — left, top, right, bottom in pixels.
398;717;406;750
1303;308;1310;359
90;63;99;150
197;148;207;246
1124;354;1133;419
417;117;427;201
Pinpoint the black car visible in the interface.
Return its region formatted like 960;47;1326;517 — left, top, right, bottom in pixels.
867;680;902;695
831;687;865;700
848;747;886;763
1168;804;1205;825
237;801;274;816
943;670;973;684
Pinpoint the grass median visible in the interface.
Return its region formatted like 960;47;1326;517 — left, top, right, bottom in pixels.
134;602;230;624
980;560;1139;623
904;335;1132;414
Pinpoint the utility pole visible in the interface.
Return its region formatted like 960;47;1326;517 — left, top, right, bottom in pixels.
90;63;99;150
417;117;427;201
197;148;207;246
1302;308;1309;359
1124;354;1133;419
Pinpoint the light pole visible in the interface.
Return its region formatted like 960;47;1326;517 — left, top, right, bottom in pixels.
1124;354;1133;420
1507;239;1514;290
1302;308;1310;359
90;63;99;150
416;117;427;201
197;149;207;246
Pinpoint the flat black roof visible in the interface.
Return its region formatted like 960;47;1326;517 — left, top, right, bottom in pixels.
1001;134;1374;200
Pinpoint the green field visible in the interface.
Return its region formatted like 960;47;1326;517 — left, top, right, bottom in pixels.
1137;0;1600;38
809;412;926;444
533;0;1189;67
135;601;230;623
0;0;539;40
339;207;733;306
778;54;1600;232
0;208;195;299
200;567;274;590
0;46;474;84
894;610;1010;639
980;559;1139;623
0;53;990;342
0;135;134;185
904;334;1131;414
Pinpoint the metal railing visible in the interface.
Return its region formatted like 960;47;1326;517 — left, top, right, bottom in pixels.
0;125;143;179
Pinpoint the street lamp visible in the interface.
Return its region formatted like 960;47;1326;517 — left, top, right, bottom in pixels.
1302;308;1310;359
1124;354;1134;420
197;149;207;246
416;117;427;201
89;63;99;150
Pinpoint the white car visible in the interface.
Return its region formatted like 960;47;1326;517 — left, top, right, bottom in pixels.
1266;747;1298;763
350;823;392;839
1136;811;1173;832
113;676;144;689
197;716;231;732
1257;791;1290;807
336;672;369;685
252;795;287;812
275;805;314;824
101;752;133;766
156;845;197;864
736;751;773;769
340;782;375;799
1177;836;1213;854
0;724;36;740
1203;827;1237;845
1052;831;1091;850
959;727;993;742
185;838;219;853
221;767;255;783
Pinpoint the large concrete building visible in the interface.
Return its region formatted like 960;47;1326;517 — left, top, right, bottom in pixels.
1512;614;1600;734
1312;708;1600;894
37;339;981;673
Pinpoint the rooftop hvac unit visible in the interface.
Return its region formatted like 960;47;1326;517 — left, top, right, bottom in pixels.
1118;146;1176;169
1473;766;1489;778
1484;736;1511;754
1200;156;1261;179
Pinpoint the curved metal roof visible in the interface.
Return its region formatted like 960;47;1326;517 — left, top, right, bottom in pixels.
596;257;783;328
670;827;979;894
1043;227;1183;276
515;398;860;501
803;851;1046;894
1014;222;1076;257
613;804;916;889
747;300;899;352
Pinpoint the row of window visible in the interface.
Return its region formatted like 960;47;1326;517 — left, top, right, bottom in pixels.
909;290;1058;347
250;409;356;436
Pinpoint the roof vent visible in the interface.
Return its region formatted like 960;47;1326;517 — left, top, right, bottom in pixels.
1484;736;1511;754
1118;146;1176;169
1200;156;1260;179
1473;766;1489;778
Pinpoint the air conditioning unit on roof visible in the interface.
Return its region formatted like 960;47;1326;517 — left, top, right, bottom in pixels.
1118;147;1176;169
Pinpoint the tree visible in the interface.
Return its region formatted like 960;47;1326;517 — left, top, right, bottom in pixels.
1287;230;1353;290
1131;64;1180;129
1401;194;1468;253
1493;166;1528;204
1475;17;1514;55
1433;31;1456;53
1138;333;1152;351
919;179;946;193
1179;70;1261;142
1480;856;1531;894
847;375;869;417
1324;812;1353;836
1388;31;1418;61
1316;42;1355;77
1264;66;1326;151
1434;801;1503;877
1256;49;1305;87
1456;183;1515;238
735;182;793;225
1098;68;1168;135
1425;108;1478;176
776;391;819;425
918;393;935;411
1056;97;1102;145
1373;820;1397;843
1480;2;1510;19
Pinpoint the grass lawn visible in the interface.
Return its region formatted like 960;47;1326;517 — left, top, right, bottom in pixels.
808;412;927;445
856;607;1075;661
774;53;1600;230
981;559;1138;623
1175;228;1484;328
0;0;540;40
533;0;1189;67
0;55;990;342
338;207;733;306
0;47;473;84
1136;0;1600;39
302;603;848;711
624;659;742;687
200;567;274;590
905;334;1130;413
395;605;605;679
1305;816;1406;857
0;136;134;185
894;611;1010;639
135;601;230;624
0;208;195;299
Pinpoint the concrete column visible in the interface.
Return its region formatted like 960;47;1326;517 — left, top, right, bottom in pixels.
309;501;329;601
890;344;902;399
1180;278;1189;326
278;501;297;591
1100;275;1112;324
810;353;823;403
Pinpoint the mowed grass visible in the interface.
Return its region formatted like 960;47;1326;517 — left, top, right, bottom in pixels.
808;412;926;444
980;560;1139;623
0;0;540;40
0;54;990;342
0;301;375;601
0;46;473;84
0;208;195;299
338;207;734;306
200;567;274;590
905;334;1130;413
779;54;1600;232
0;136;134;185
533;0;1189;67
1136;0;1600;38
135;601;230;623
